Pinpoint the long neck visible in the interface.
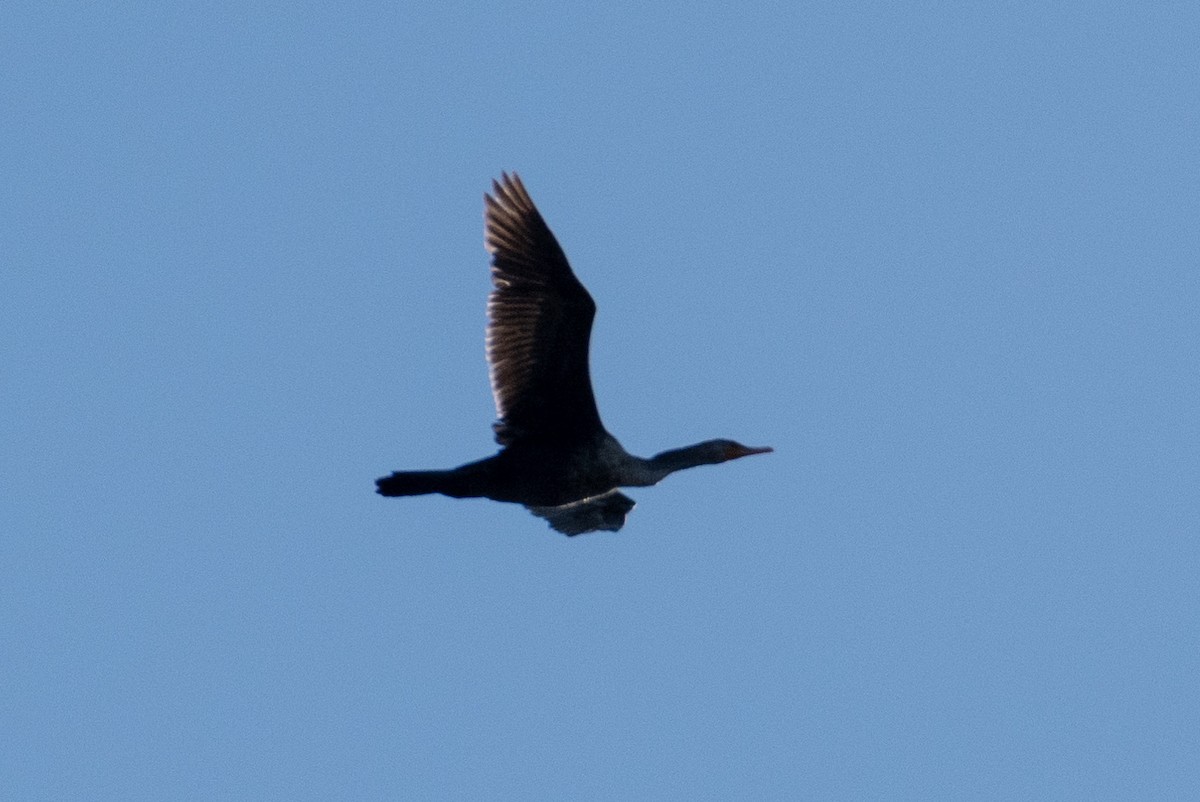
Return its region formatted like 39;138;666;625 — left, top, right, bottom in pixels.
626;442;726;486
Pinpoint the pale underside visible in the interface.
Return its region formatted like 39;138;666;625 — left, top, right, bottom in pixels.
527;490;637;536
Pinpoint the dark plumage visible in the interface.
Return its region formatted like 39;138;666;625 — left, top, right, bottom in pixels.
376;174;771;535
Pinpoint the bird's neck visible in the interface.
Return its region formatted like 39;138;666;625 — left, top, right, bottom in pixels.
631;443;723;485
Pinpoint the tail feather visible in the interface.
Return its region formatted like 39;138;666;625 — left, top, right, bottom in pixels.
375;470;452;497
376;455;498;500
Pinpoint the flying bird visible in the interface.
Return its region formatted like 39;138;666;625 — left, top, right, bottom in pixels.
376;173;771;535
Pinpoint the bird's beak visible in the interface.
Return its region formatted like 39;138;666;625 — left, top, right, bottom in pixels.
733;444;773;458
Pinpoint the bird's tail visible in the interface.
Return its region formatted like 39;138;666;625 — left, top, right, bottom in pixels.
375;470;455;497
376;455;498;499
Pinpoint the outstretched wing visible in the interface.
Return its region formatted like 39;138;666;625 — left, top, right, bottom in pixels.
528;490;637;536
484;173;603;445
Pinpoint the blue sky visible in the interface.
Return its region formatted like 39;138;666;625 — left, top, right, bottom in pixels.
3;1;1198;798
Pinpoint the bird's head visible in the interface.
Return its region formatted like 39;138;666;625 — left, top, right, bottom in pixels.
710;439;774;463
646;439;773;476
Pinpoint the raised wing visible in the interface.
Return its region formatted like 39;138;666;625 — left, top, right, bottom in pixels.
484;173;603;445
528;490;637;536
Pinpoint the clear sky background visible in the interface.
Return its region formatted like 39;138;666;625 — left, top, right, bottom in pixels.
4;2;1198;798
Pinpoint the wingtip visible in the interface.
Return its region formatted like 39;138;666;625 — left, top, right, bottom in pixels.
491;170;518;191
490;172;529;207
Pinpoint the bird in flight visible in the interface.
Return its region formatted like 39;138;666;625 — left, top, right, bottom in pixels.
376;173;771;535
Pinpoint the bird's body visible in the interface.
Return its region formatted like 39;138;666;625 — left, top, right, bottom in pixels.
376;174;770;535
381;432;633;507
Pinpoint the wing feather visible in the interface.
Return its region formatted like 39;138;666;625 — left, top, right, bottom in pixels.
528;491;636;535
484;173;602;445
